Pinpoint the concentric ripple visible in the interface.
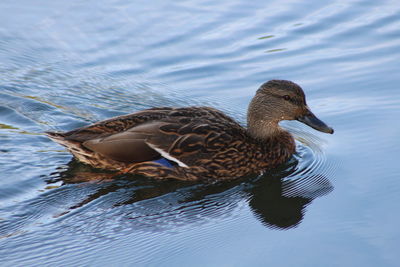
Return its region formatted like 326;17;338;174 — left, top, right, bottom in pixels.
1;0;399;265
282;123;338;197
245;126;336;230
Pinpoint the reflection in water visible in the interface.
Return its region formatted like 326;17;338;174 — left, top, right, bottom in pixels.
0;0;398;264
47;154;333;230
249;172;332;229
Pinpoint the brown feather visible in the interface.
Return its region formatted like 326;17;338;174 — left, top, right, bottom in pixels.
46;80;333;181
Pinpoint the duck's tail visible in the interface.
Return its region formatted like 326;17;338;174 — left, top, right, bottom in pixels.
45;131;65;140
45;131;93;159
45;131;128;170
45;131;71;147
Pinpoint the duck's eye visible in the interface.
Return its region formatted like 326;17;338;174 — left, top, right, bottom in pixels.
283;95;291;101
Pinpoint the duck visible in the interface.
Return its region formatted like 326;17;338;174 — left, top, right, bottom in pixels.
46;80;333;182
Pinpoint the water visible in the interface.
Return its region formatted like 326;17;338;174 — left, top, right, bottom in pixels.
0;0;399;266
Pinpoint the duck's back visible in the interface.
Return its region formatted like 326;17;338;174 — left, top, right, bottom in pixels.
60;106;240;141
47;107;249;169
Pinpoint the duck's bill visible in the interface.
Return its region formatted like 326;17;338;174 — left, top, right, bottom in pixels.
297;111;334;134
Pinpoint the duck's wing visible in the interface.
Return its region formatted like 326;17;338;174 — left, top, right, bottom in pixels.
80;117;241;166
47;106;242;166
55;106;237;142
80;121;174;164
55;107;178;142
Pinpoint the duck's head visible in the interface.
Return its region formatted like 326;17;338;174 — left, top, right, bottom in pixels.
247;80;334;138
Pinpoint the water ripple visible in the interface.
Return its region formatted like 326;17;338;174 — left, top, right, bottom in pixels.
1;0;399;265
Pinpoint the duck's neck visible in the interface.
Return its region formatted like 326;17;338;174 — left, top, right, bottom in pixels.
247;119;282;140
247;116;296;155
247;97;284;139
246;104;296;164
247;120;296;165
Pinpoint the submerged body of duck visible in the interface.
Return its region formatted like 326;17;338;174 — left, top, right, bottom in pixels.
46;80;333;181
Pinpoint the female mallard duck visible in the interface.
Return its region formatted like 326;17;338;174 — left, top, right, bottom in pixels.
46;80;333;181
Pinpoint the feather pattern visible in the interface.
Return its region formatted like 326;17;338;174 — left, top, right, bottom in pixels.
46;80;333;182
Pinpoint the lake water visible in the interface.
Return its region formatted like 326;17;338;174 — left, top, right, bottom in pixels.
1;0;399;266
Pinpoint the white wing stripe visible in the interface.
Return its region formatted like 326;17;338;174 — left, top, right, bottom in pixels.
146;142;189;168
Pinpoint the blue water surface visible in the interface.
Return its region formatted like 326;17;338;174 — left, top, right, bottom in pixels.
0;0;399;266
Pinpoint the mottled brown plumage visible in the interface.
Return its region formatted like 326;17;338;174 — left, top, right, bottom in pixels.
46;80;333;182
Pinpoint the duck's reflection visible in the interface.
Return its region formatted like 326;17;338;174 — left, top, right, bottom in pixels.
248;172;332;229
48;157;333;230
